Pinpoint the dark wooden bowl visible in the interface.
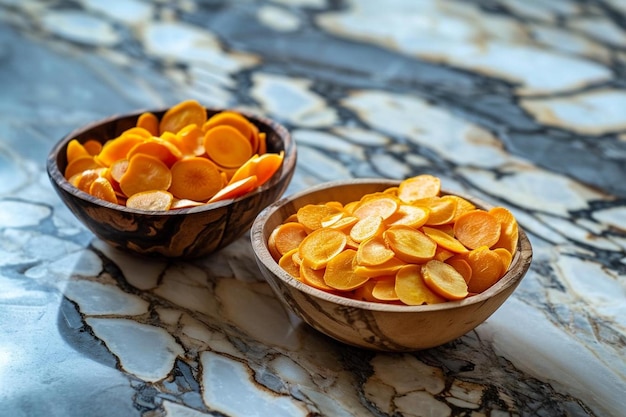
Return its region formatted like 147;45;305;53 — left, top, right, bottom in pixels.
251;179;532;351
47;107;296;259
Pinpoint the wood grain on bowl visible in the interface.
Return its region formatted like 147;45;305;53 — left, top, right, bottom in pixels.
251;179;532;351
47;108;296;258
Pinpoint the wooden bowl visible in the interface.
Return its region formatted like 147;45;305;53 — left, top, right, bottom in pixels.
251;179;532;351
47;107;296;259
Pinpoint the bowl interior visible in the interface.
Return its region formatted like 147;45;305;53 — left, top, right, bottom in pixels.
48;107;296;214
252;179;532;313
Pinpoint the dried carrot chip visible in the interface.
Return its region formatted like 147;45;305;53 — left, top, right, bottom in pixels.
353;195;399;221
397;174;441;203
386;204;429;228
119;154;172;197
422;226;468;253
454;210;501;250
96;134;145;167
65;156;101;179
207;176;258;203
136;112;159;136
383;225;437;263
159;99;207;134
395;264;446;305
270;222;309;257
465;247;503;293
66;139;90;163
489;207;519;254
354;257;406;278
278;248;301;278
88;177;117;204
127;137;183;167
356;236;395;266
203;125;253;169
350;215;385;243
169;157;222;201
297;204;343;232
298;228;347;270
421;260;469;300
126;190;173;211
324;249;369;291
371;278;399;301
300;263;334;291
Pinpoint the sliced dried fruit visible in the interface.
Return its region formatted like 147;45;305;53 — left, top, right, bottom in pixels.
395;264;446;305
126;190;173;211
119;154;172;197
160;99;207;134
298;228;347;270
168;157;222;201
454;210;501;250
383;225;437;263
324;249;369;291
421;260;469;300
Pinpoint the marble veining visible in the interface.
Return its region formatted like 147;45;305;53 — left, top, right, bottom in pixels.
1;0;625;416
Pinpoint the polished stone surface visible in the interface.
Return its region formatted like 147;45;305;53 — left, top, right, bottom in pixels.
1;0;625;416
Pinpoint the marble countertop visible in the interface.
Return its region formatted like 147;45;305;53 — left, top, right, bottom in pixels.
1;0;625;416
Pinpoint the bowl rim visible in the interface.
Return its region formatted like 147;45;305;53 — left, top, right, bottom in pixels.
46;106;296;215
251;178;533;313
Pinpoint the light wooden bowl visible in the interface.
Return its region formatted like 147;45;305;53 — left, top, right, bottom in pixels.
251;179;532;351
47;107;296;259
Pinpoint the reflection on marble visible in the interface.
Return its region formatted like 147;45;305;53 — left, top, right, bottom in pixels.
1;0;626;416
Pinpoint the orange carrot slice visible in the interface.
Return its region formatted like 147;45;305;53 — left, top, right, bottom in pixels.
465;247;503;293
202;111;259;153
327;215;358;231
421;260;469;300
175;123;205;156
170;198;205;210
383;225;437;263
454;210;501;250
297;204;343;232
493;247;513;273
386;204;430;228
127;137;183;167
356;236;395;266
109;159;129;183
298;228;347;270
203;125;253;169
83;139;103;156
414;196;457;226
395;264;446;305
271;222;309;257
397;174;441;203
207;176;258;203
445;255;472;284
254;151;284;187
96;134;145;167
159;99;207;134
299;263;334;291
489;206;519;254
324;249;369;291
278;248;301;278
66;139;90;163
126;190;173;211
119;154;172;197
446;195;476;221
371;278;399;301
422;226;468;253
65;156;101;179
136;112;159;136
354;257;406;278
257;132;267;155
350;215;385;243
168;157;222;201
353;195;399;221
88;177;118;204
73;168;106;193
